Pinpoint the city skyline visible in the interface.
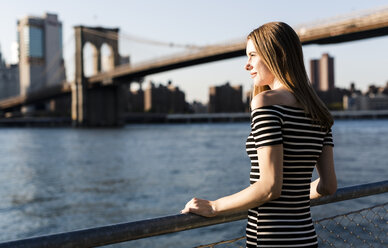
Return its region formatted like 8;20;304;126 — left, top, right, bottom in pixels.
0;0;387;103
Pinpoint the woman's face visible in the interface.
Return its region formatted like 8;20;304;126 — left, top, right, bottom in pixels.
245;39;275;88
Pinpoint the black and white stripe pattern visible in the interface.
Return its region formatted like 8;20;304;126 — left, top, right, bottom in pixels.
245;105;334;248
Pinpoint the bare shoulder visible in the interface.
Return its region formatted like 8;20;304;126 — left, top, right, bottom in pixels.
251;90;282;109
251;89;302;109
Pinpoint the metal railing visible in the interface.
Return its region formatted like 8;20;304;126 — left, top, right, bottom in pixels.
198;202;388;247
0;180;387;248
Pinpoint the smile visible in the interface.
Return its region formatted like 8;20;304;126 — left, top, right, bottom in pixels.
250;72;257;78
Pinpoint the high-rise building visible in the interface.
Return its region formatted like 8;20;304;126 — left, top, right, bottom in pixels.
208;82;244;113
309;59;320;91
319;53;334;91
310;53;334;92
17;13;66;96
0;45;5;68
0;45;19;100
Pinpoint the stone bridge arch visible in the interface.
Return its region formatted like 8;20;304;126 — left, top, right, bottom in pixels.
72;26;125;127
75;26;120;79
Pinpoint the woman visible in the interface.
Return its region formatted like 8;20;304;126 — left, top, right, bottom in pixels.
181;22;337;248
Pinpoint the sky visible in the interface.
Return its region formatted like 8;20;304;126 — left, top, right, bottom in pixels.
0;0;387;103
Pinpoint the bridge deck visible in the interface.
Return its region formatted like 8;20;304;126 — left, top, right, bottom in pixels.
88;8;388;83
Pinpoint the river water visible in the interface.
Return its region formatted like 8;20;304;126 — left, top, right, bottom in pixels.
0;119;387;247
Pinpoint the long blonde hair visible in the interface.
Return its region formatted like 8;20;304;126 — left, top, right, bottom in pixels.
248;22;333;130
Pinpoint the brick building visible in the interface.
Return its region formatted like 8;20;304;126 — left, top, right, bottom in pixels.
208;82;244;113
144;81;187;113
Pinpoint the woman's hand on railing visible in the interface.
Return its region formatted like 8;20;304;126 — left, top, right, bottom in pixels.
181;197;217;217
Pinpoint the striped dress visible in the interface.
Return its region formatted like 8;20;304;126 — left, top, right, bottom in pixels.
245;105;334;248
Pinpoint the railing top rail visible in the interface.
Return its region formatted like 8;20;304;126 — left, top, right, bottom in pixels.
0;180;387;248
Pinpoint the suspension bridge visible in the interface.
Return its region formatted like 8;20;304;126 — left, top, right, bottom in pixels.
0;6;388;126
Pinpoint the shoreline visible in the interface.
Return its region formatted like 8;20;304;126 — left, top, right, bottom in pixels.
1;110;388;127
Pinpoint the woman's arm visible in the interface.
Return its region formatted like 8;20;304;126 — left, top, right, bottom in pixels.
310;145;337;199
181;144;283;217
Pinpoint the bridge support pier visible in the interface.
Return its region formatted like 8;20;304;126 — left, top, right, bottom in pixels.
72;25;126;127
72;82;126;127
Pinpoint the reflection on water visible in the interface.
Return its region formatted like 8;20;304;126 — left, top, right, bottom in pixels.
0;120;387;247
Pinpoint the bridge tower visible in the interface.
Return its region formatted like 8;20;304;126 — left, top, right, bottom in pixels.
72;26;126;126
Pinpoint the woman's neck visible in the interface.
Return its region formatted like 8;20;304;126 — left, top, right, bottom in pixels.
269;79;285;90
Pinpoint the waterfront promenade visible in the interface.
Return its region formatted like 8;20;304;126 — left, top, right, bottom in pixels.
1;109;388;126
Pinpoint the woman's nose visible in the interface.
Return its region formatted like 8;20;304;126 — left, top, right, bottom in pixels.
245;63;252;71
